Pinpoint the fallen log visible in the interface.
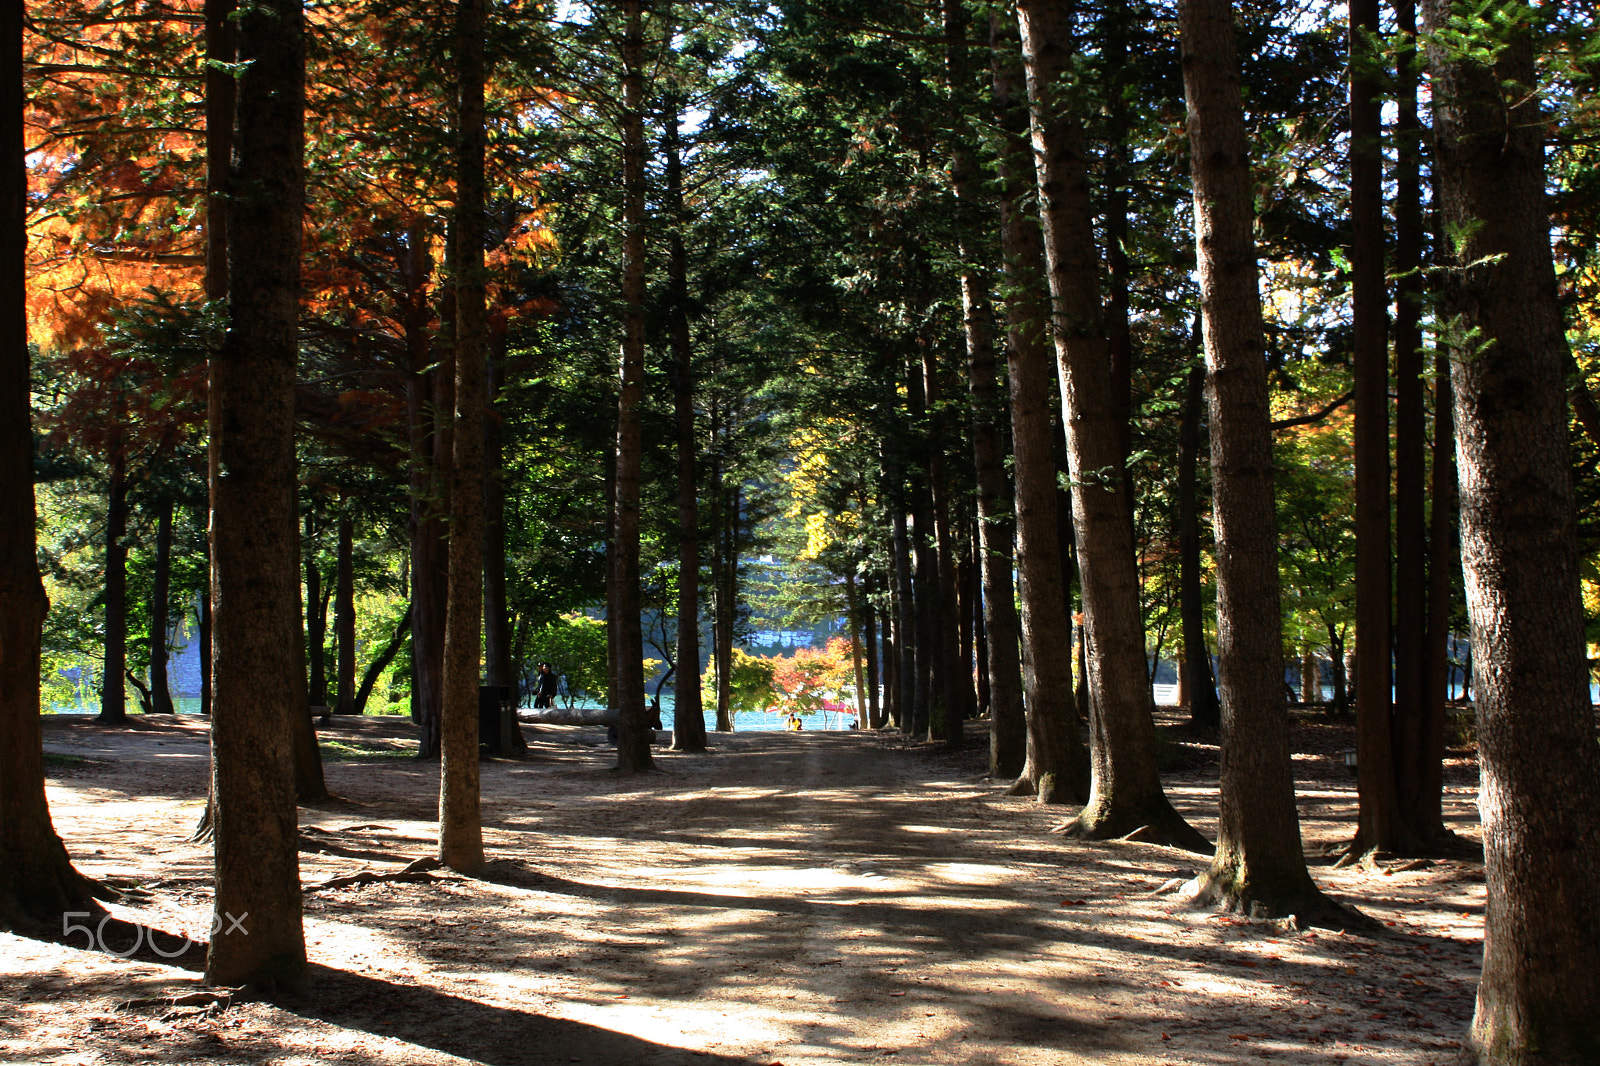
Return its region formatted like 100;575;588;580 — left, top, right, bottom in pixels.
516;706;619;726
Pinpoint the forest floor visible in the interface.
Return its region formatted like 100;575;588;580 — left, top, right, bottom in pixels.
6;709;1486;1066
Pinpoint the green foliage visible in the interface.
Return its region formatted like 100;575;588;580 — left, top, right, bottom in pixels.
525;613;610;704
708;648;779;717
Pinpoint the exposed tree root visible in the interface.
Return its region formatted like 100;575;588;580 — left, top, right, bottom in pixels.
1178;868;1380;933
117;988;242;1017
1052;801;1214;855
306;856;446;893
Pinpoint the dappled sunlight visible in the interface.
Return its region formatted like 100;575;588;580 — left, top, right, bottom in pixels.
24;718;1485;1065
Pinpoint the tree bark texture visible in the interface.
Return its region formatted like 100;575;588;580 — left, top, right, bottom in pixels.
991;7;1087;804
206;0;307;987
1018;0;1203;849
304;519;327;707
148;497;175;714
1421;4;1600;1058
665;95;706;753
438;0;488;873
611;0;654;771
406;218;445;758
1390;0;1445;844
1178;0;1339;917
1419;346;1457;838
1;3;100;923
334;517;355;715
1178;356;1220;730
1348;0;1408;858
483;345;512;691
99;454;128;722
921;346;964;747
890;458;916;734
962;259;1026;776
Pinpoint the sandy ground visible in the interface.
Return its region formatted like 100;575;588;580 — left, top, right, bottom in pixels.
4;711;1486;1066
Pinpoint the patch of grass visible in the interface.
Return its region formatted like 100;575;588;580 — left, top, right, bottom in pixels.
44;751;91;767
318;739;415;762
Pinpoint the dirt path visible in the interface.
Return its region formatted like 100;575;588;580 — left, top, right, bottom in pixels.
5;715;1485;1065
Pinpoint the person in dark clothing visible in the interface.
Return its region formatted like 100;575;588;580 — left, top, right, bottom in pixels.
534;662;558;708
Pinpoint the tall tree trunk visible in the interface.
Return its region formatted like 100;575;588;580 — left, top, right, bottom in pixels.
99;453;128;722
890;455;916;734
199;558;212;716
1348;0;1410;858
845;572;867;726
953;161;1025;772
991;8;1087;803
305;517;327;707
708;412;733;732
864;586;883;728
1178;0;1350;918
665;92;706;753
1018;0;1204;849
1390;0;1444;845
970;547;989;720
149;497;175;714
1421;4;1600;1058
1178;354;1220;730
610;0;653;771
206;0;307;988
880;603;898;729
905;358;938;740
943;0;1000;754
0;3;101;922
1100;0;1138;531
333;517;355;715
715;480;738;732
483;339;512;691
922;347;963;747
406;217;445;758
1419;345;1457;836
438;0;488;873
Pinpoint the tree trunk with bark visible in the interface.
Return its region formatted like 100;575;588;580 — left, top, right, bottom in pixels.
611;0;653;771
1421;4;1600;1058
206;0;307;988
1;5;103;923
1178;0;1353;920
922;347;963;747
864;584;883;728
953;159;1025;773
1018;0;1204;849
438;0;488;873
305;518;327;707
483;344;512;692
990;8;1087;803
406;215;445;758
665;92;706;753
943;1;1001;754
1178;355;1220;730
148;497;175;714
333;517;355;715
1348;0;1411;859
890;458;916;735
1390;0;1446;845
99;454;128;722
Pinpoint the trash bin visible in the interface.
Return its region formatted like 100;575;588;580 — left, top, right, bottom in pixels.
478;685;513;752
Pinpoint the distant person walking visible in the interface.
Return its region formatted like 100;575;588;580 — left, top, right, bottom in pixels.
534;662;558;708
